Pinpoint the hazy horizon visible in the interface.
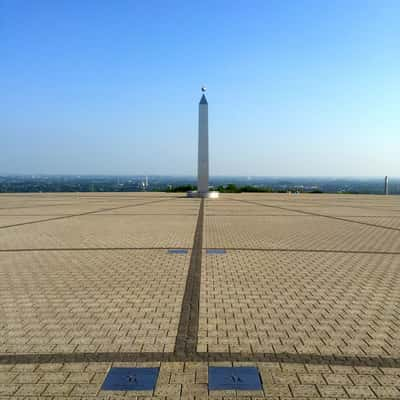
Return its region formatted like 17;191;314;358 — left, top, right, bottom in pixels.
1;173;398;180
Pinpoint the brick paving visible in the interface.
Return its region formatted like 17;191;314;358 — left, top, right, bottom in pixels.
199;250;400;357
1;193;400;398
0;250;189;355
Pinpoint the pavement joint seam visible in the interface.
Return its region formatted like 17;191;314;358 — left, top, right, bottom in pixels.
231;198;400;233
174;198;204;355
2;352;400;368
0;198;176;230
2;247;400;255
0;213;199;216
205;247;400;255
0;247;191;252
288;198;400;214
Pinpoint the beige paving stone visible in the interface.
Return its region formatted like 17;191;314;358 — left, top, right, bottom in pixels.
65;372;95;384
323;374;352;385
12;373;41;384
0;384;20;395
154;383;182;396
264;383;292;397
271;372;300;385
290;383;320;397
10;365;38;373
90;372;108;385
181;383;208;398
0;373;18;384
297;374;326;385
280;364;308;374
349;374;379;385
39;372;69;383
379;367;400;375
317;384;347;397
344;384;376;398
14;383;47;395
43;383;75;395
371;385;400;398
375;374;400;385
84;364;110;372
70;383;100;395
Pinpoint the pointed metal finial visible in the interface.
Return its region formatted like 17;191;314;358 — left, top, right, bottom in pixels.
201;86;206;92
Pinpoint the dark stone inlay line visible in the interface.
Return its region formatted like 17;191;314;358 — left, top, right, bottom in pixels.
2;247;400;255
87;213;198;216
174;198;204;355
0;213;198;217
67;195;175;200
0;194;174;200
206;214;400;218
206;247;400;255
231;198;400;233
2;352;400;368
0;214;75;217
283;198;400;215
0;247;191;253
0;198;174;230
207;214;306;217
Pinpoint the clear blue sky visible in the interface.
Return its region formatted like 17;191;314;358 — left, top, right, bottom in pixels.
1;0;399;176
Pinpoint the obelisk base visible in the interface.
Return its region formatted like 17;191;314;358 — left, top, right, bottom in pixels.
186;191;219;199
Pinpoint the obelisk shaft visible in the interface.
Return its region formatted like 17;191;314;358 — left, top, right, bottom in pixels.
385;176;389;195
198;94;208;194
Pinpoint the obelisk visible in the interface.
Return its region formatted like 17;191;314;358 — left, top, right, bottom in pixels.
198;87;209;195
187;87;219;198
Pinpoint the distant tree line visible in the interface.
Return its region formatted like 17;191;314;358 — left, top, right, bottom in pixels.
165;183;312;193
166;184;197;192
217;184;273;193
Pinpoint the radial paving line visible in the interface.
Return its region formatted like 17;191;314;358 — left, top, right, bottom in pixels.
285;198;400;215
87;213;198;216
204;247;400;255
174;198;204;355
231;198;400;233
0;247;192;252
4;246;400;255
0;213;198;217
0;198;174;230
207;214;399;217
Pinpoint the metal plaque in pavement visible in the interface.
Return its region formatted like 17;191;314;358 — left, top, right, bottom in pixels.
208;367;262;391
101;367;159;391
168;249;188;254
207;249;226;254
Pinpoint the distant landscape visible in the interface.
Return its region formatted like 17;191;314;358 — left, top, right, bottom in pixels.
0;175;398;195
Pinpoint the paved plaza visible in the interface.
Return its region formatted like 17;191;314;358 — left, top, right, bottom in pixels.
1;193;400;399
